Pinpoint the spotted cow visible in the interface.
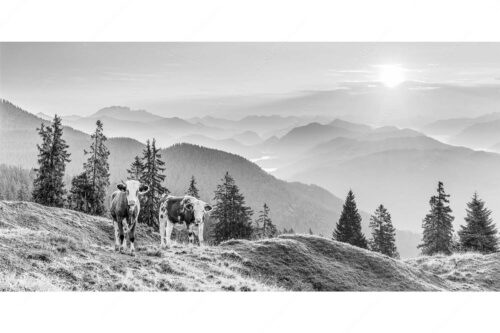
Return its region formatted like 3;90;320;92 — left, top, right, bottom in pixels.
159;195;213;248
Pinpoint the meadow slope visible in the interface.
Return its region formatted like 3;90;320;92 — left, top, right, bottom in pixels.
0;201;497;291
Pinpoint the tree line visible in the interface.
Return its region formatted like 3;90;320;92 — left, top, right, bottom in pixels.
6;114;498;255
333;182;498;257
25;115;278;245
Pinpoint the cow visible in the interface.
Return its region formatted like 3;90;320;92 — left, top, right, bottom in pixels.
110;180;149;255
159;195;212;248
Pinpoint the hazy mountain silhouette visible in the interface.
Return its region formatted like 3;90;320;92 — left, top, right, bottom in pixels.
449;119;500;150
282;141;500;238
232;130;263;145
89;106;164;122
422;112;500;149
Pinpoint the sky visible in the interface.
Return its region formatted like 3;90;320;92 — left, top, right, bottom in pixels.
2;43;500;117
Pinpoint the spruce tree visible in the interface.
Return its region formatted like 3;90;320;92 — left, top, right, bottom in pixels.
418;181;455;255
369;204;399;258
16;185;28;201
127;156;144;180
458;193;498;253
333;190;368;249
82;120;110;215
309;228;314;235
140;139;168;226
32;116;71;207
186;175;200;198
68;172;92;212
255;203;277;239
212;172;253;244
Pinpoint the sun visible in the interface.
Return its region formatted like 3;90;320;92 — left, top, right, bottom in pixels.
378;64;405;88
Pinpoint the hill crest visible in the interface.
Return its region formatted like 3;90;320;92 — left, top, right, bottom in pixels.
2;200;483;291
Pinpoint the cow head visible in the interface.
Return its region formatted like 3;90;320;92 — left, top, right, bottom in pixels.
180;196;212;225
117;180;149;209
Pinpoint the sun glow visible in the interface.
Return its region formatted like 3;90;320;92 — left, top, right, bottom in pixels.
378;64;405;88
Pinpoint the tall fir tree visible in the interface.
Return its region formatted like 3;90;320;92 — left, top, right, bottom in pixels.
140;139;168;226
32;115;71;207
186;175;200;198
127;156;144;180
333;190;368;249
369;204;399;258
458;193;498;253
81;120;110;215
212;172;253;244
254;203;278;239
418;181;455;255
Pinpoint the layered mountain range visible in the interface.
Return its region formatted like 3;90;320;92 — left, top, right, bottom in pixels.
7;98;500;258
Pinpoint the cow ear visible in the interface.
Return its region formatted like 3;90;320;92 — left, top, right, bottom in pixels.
117;184;126;191
204;205;213;212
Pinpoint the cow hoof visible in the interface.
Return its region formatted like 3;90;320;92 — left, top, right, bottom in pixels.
114;245;120;252
130;251;135;257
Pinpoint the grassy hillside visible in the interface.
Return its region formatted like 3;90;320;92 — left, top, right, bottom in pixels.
406;252;500;291
3;200;496;291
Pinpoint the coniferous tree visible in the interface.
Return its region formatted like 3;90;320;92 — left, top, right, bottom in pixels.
333;190;368;249
458;193;498;253
186;175;200;198
68;172;92;212
309;228;314;235
369;204;399;258
81;120;110;215
140;139;168;226
418;181;455;255
254;203;277;239
127;156;144;180
16;185;28;201
212;172;253;244
32;116;71;207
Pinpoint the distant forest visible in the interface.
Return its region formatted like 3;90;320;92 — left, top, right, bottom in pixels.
0;164;35;201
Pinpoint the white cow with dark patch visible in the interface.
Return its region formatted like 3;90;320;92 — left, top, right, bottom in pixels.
110;180;149;255
159;195;212;248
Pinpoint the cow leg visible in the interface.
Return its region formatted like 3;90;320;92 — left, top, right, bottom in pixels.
188;223;195;246
118;218;125;253
198;222;205;246
129;218;137;256
121;218;128;252
112;216;120;251
160;213;167;248
165;219;174;248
